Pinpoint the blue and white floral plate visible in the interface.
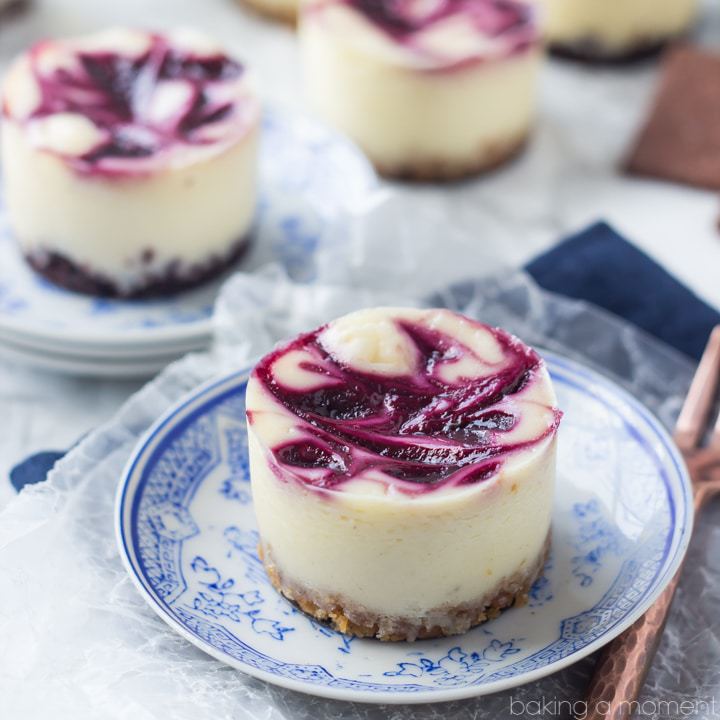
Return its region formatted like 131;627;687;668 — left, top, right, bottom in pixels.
0;108;375;356
116;351;692;704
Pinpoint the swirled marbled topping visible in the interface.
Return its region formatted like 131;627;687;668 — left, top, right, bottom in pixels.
1;28;259;176
247;308;561;497
303;0;538;69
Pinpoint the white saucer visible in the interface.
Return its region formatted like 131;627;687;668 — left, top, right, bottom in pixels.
0;324;208;360
0;339;175;377
116;352;693;704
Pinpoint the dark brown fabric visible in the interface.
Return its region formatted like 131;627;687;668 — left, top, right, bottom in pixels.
625;45;720;190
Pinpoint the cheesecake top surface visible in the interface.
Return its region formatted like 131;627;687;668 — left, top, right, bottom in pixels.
303;0;539;69
1;28;259;176
247;308;561;499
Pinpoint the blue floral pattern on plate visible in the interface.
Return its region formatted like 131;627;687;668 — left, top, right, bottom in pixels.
0;109;375;348
116;352;692;704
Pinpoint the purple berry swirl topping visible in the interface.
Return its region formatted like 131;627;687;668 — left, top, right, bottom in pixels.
2;28;259;176
349;0;532;38
246;308;561;497
304;0;538;67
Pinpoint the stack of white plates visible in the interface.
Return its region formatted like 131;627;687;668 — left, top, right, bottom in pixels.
0;109;376;377
0;284;216;377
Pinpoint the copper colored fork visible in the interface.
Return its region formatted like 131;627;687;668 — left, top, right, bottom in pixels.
581;327;720;720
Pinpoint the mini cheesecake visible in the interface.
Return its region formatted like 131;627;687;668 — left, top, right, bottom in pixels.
1;28;260;298
246;307;561;641
539;0;699;61
299;0;542;181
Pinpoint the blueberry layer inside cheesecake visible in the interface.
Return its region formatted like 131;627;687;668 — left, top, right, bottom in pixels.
247;308;560;640
300;0;542;180
1;28;260;297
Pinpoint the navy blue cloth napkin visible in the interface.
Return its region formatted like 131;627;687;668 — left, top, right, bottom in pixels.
10;221;718;493
10;451;66;493
525;222;720;362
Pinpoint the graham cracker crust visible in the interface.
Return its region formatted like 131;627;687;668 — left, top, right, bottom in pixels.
259;532;550;642
372;133;528;183
549;36;678;64
236;0;297;25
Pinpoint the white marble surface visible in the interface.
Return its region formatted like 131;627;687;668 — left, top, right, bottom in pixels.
1;0;719;507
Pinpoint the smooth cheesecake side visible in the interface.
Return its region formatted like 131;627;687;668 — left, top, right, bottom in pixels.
0;28;260;298
539;0;699;61
246;307;561;641
299;0;542;181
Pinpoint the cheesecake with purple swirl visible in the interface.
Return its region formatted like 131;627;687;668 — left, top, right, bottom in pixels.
299;0;542;181
246;308;561;641
539;0;699;62
1;28;259;298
